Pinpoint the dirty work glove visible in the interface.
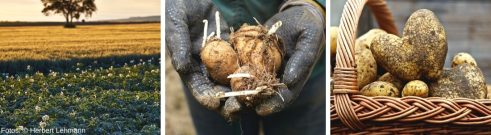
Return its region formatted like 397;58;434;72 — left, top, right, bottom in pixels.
165;0;241;121
256;0;326;116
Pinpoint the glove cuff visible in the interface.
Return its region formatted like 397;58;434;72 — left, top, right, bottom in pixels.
280;0;326;25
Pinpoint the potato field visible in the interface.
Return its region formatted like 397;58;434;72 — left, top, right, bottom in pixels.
0;23;160;134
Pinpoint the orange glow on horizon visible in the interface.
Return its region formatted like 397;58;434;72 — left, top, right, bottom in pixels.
0;0;160;22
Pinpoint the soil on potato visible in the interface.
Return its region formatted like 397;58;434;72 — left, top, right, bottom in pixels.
165;56;195;135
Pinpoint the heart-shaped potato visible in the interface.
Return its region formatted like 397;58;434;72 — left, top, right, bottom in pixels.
371;9;447;81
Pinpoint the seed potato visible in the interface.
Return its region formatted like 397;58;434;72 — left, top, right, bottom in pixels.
229;24;283;73
200;38;240;85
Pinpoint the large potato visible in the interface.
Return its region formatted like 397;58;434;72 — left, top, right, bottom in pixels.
371;9;447;81
229;24;283;73
361;81;400;97
402;80;428;97
355;29;385;88
429;64;487;99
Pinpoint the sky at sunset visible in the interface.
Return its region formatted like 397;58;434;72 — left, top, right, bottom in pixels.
0;0;160;22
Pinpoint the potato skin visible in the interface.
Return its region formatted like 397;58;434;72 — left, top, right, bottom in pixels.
452;52;477;68
378;72;405;90
429;64;487;99
361;81;400;97
355;29;385;88
229;24;282;73
371;9;447;81
200;39;239;85
402;80;429;97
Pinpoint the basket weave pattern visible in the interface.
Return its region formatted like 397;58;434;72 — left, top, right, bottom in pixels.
331;0;491;134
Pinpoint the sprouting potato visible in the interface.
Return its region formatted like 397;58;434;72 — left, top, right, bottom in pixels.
201;12;286;108
200;38;240;85
230;65;281;107
229;24;283;73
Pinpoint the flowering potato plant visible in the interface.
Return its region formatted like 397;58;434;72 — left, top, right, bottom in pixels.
0;57;160;134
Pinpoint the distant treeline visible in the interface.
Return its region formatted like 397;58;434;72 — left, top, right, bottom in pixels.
0;21;160;27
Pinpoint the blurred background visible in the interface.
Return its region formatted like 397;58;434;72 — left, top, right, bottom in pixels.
165;58;194;135
332;0;491;84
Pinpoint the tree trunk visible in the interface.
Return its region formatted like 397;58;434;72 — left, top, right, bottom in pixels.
65;14;69;26
64;13;75;28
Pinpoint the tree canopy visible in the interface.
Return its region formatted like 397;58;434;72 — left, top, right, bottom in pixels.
41;0;97;27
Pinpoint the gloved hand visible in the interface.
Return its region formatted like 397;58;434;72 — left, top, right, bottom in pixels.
165;0;241;121
256;0;326;116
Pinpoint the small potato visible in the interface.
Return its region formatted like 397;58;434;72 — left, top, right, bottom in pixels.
378;73;405;90
451;52;477;67
402;80;429;97
230;66;259;107
230;65;280;107
330;27;339;58
361;81;400;97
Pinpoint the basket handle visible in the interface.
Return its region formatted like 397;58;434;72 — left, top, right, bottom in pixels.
333;0;398;130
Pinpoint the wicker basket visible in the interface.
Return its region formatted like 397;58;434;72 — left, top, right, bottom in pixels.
331;0;491;134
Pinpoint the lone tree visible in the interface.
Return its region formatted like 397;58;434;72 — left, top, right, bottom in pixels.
41;0;97;28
